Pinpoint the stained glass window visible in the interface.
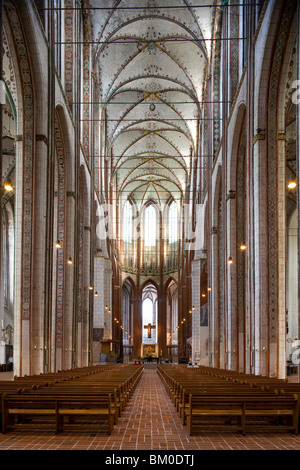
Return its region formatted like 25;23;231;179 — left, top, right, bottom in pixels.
123;200;133;243
168;201;178;243
144;204;156;247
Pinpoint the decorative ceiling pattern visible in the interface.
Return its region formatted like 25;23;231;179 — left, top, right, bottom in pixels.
90;0;215;210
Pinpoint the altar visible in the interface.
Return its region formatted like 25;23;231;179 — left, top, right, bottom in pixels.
141;343;159;358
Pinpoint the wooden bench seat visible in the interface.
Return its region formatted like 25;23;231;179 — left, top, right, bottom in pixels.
177;388;285;424
157;365;300;435
185;394;300;435
1;393;116;435
1;364;144;435
19;388;121;423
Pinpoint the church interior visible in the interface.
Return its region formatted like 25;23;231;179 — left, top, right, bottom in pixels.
1;0;300;451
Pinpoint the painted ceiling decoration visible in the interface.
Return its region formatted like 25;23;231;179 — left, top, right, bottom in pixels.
89;0;215;210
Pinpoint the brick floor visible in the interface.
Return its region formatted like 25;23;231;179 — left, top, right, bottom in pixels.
1;368;300;450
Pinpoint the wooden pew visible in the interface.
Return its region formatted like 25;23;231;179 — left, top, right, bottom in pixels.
186;394;300;436
2;393;115;435
1;364;144;434
157;365;300;434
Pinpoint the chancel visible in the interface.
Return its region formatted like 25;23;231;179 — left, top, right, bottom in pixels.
0;0;300;451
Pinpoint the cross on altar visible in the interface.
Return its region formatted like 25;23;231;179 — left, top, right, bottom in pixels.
144;322;155;339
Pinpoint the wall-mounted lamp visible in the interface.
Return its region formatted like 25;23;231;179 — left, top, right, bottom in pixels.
67;257;73;265
288;181;297;189
4;179;13;192
228;256;233;265
55;240;62;249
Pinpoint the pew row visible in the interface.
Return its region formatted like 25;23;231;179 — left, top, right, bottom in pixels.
1;364;143;434
157;364;300;435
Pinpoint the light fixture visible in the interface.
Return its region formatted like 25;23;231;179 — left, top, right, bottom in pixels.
288;181;297;189
4;179;13;192
55;240;62;249
207;287;212;292
240;243;247;251
202;293;206;298
89;286;93;291
95;292;99;297
228;256;233;265
67;257;73;265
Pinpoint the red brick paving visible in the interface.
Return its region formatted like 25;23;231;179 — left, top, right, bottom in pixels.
1;368;300;450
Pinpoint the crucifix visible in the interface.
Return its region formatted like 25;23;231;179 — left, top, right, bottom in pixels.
144;322;156;339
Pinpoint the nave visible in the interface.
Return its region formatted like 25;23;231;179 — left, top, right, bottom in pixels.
1;368;300;451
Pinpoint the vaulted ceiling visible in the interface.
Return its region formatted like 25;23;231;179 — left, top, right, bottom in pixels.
90;0;215;211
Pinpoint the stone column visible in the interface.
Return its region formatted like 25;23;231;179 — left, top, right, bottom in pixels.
226;194;237;371
133;296;142;358
93;255;112;363
81;225;91;368
157;293;166;358
297;0;300;373
0;0;4;367
60;191;75;371
191;258;201;365
277;134;287;378
252;134;268;376
210;228;219;368
31;137;49;374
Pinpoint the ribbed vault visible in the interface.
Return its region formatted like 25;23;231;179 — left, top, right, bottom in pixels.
90;0;215;210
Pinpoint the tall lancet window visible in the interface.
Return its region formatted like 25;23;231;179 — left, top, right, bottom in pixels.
123;200;133;243
123;200;134;269
168;200;178;244
144;204;156;247
166;200;178;272
142;284;158;344
143;204;158;274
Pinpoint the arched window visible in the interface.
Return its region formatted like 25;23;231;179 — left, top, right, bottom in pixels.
142;284;158;344
168;200;178;244
144;204;156;247
143;298;153;326
123;200;133;243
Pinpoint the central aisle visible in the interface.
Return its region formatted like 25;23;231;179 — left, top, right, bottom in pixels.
112;368;189;450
